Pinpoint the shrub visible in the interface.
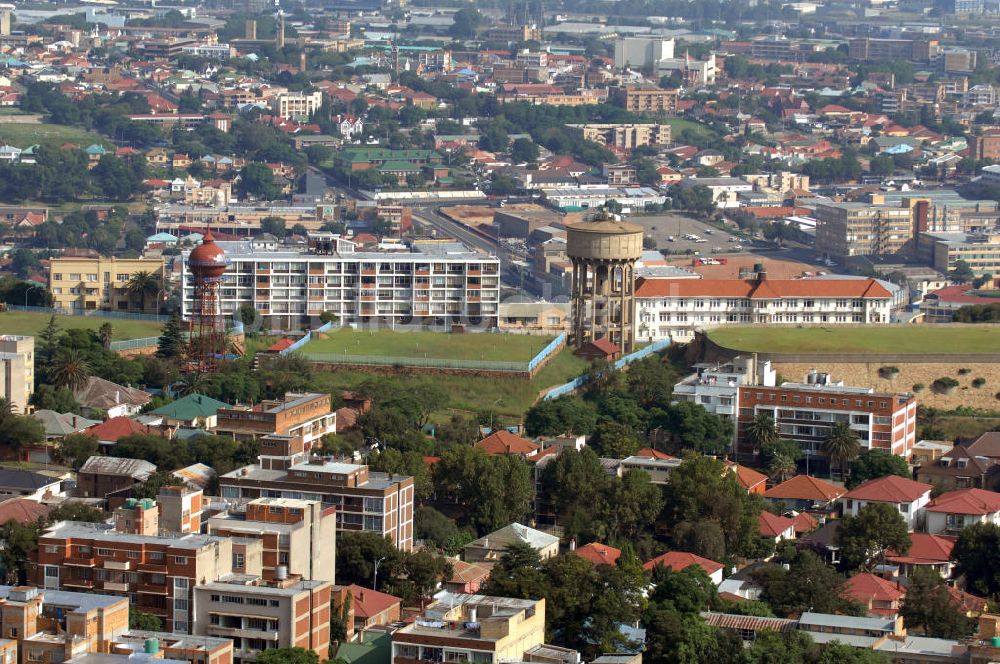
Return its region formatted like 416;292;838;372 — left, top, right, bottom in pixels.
913;383;925;392
932;377;961;393
959;368;972;375
879;366;900;379
973;378;987;388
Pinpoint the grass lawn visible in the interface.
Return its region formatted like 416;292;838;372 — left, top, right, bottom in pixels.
0;122;112;149
0;312;163;341
708;326;1000;354
662;118;718;141
937;416;1000;441
310;346;591;420
304;329;555;362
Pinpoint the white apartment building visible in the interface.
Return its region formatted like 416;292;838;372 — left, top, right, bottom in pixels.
614;37;675;69
271;91;324;120
0;335;34;414
180;44;234;59
180;234;501;329
672;355;776;428
677;177;753;209
635;274;893;342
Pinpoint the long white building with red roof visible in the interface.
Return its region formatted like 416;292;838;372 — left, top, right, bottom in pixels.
634;271;894;342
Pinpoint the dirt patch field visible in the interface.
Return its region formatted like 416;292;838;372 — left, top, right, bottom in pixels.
773;361;1000;410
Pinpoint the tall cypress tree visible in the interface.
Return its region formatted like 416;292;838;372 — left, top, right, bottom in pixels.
156;313;186;359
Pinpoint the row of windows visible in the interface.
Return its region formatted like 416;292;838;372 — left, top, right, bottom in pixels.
749;393;891;409
646;298;870;308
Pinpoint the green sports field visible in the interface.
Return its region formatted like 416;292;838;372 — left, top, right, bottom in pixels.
303;329;555;362
708;325;1000;354
0;122;112;149
0;312;163;341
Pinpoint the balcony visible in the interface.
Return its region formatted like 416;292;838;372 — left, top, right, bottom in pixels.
136;583;169;595
64;557;96;567
63;579;94;589
137;562;168;573
104;560;131;571
103;581;129;592
208;625;280;641
309;268;325;275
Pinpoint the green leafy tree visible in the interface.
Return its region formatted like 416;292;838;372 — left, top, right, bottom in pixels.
751;550;860;617
900;566;975;638
256;648;319;664
662;454;769;560
847;449;910;489
335;531;404;588
132;471;179;500
953;522;1000;597
524;396;597;437
55;433;98;470
29;385;79;413
448;5;482;38
950;259;975;284
590;421;642;458
822;422;861;480
401;550;453;606
47;502;107;522
0;520;41;583
510;138;539;163
837;502;910;571
39;315;61;367
0;415;45;458
157;313;186;359
653;401;733;456
260;216;287;238
239;163;281;200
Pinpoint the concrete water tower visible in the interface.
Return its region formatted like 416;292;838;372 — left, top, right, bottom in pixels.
566;212;644;353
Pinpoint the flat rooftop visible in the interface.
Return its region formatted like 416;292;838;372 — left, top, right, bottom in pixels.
42;522;228;550
184;240;492;262
0;586;124;613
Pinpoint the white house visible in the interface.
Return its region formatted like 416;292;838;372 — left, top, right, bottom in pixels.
678;176;753;208
635;273;894;343
924;488;1000;535
759;511;797;544
841;475;933;531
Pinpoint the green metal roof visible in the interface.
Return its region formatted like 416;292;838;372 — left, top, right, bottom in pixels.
150;394;232;420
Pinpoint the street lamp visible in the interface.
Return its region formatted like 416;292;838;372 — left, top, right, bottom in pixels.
372;556;386;590
23;284;41;308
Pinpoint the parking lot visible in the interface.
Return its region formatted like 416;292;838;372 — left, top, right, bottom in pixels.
631;213;748;256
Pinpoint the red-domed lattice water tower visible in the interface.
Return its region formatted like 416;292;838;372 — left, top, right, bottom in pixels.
187;231;230;372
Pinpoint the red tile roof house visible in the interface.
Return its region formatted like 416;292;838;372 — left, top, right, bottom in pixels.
764;475;845;512
643;551;724;585
728;463;767;495
886;532;956;578
347;584;402;633
841;573;905;618
84;417;169;454
572;542;622;567
475;430;541;459
443;560;491;594
758;511;797;544
924;488;1000;535
841;476;933;531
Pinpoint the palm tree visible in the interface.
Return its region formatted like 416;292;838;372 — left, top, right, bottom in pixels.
178;371;209;397
98;322;114;349
50;349;91;393
0;397;13;423
769;453;796;484
747;412;779;457
126;271;160;314
822;422;861;481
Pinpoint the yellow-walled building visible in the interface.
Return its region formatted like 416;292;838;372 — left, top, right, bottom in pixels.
48;257;165;313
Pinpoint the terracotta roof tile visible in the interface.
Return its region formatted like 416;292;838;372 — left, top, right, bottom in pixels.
348;584;401;620
841;573;905;604
925;488;1000;516
643;551;724;575
572;542;622;566
759;511;796;538
765;475;845;502
887;532;954;565
475;430;539;456
844;476;932;503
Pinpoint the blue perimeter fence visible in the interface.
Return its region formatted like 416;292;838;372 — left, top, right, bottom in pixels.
5;304;170;322
543;338;672;400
